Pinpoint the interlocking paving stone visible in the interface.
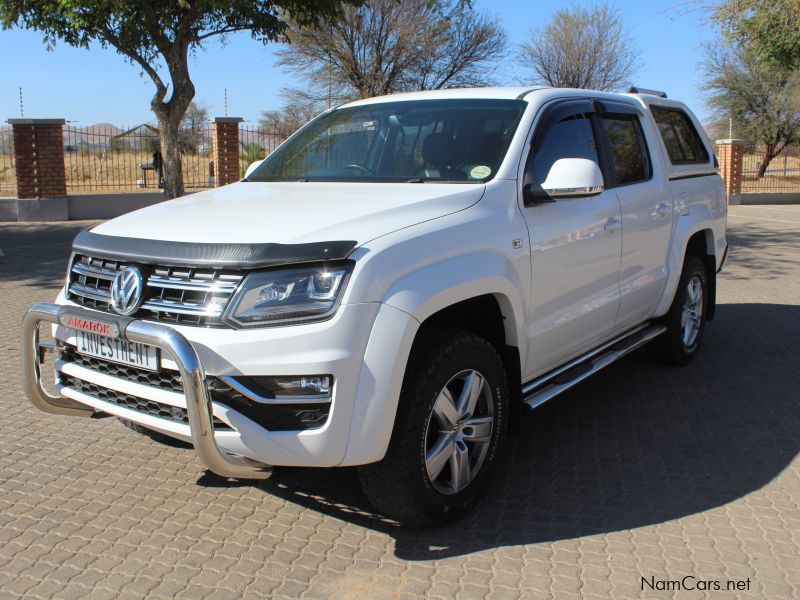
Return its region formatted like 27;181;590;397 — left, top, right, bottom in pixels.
0;206;798;598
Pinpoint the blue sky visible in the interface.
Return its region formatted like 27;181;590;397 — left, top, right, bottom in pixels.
0;0;718;127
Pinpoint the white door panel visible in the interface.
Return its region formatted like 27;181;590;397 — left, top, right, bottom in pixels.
597;108;673;332
614;180;673;330
524;192;622;377
520;101;623;379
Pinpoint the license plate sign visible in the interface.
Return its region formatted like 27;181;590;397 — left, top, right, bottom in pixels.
74;330;159;371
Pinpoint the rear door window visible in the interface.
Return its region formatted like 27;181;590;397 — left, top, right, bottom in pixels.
651;107;709;165
600;115;650;185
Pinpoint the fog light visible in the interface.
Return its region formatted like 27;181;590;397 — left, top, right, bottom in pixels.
275;376;331;396
233;375;332;399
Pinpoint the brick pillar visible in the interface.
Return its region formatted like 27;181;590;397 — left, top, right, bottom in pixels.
211;117;243;187
7;118;67;199
716;139;744;204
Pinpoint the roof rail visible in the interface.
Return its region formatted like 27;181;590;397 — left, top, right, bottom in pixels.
628;87;667;98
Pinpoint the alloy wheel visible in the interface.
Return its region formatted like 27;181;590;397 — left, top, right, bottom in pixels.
424;369;494;495
681;275;704;348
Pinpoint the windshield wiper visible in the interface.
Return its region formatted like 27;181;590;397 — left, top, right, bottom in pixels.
406;178;425;183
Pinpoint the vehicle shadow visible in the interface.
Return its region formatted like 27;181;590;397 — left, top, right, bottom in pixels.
199;302;800;561
723;222;798;280
7;221;797;560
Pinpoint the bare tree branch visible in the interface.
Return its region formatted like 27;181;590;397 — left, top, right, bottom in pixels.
518;3;640;91
277;0;508;102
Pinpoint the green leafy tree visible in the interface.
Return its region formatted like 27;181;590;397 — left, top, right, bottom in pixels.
240;142;266;177
713;0;800;70
109;138;132;153
704;43;800;177
0;1;361;198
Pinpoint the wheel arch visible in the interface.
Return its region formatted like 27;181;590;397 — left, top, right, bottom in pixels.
381;251;526;353
415;294;524;435
343;253;528;466
656;210;721;320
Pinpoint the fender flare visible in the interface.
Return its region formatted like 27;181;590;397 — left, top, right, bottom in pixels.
655;205;718;317
340;251;527;466
382;251;526;349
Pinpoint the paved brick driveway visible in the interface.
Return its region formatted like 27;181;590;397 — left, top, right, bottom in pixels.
0;205;798;599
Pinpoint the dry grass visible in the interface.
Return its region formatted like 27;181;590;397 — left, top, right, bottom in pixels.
0;150;278;196
0;154;15;196
1;150;217;195
64;150;215;193
4;147;800;197
741;152;800;193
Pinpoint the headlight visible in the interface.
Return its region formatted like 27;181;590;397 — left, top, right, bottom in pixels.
222;263;351;328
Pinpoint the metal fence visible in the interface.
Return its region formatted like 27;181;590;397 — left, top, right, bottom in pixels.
0;128;15;196
737;144;800;193
61;124;288;193
238;124;288;176
64;124;216;193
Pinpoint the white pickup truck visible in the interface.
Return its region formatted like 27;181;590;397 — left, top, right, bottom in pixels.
22;86;727;526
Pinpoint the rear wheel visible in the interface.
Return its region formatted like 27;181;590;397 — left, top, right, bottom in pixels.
359;327;508;526
651;255;708;365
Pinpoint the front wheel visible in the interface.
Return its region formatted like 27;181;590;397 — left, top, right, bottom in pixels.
650;255;708;365
359;327;509;526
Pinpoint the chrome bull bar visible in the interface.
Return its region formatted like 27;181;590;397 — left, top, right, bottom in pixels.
21;302;272;480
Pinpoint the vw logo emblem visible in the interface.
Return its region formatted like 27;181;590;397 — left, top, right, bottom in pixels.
110;266;144;316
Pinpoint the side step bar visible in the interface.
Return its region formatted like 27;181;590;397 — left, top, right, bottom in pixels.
522;323;667;410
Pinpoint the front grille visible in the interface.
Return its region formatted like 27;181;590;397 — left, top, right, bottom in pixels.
60;345;182;391
67;254;243;327
58;346;330;432
59;373;232;430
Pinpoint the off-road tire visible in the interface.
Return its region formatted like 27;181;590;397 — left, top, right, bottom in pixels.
650;256;708;365
359;327;509;527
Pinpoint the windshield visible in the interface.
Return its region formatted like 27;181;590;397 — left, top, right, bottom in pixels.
247;99;526;183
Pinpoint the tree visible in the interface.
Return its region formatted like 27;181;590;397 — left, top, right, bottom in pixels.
240;142;266;177
276;0;508;103
260;99;323;135
0;1;361;198
704;43;800;177
180;102;209;154
712;0;800;70
518;3;640;91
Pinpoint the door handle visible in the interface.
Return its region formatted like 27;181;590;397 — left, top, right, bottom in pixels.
656;201;671;216
604;217;621;233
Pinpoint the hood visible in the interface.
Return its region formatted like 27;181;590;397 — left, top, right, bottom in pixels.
91;181;485;247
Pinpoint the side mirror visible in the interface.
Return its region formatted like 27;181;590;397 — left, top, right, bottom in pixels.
540;158;604;199
244;159;264;179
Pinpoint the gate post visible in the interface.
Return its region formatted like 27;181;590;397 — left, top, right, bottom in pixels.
716;139;744;205
210;117;243;187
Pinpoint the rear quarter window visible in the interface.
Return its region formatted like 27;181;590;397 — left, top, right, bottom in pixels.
651;107;709;165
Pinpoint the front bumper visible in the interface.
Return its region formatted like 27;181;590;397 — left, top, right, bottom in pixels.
22;302;272;480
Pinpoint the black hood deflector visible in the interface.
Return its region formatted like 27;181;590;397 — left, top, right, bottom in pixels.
72;230;357;270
